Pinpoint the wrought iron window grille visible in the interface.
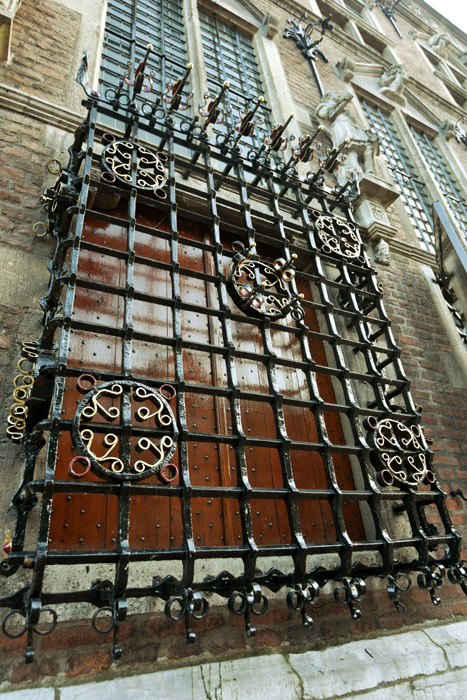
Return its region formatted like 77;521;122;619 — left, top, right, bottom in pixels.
1;52;465;664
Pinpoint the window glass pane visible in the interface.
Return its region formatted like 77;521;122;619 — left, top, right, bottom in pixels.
361;101;436;254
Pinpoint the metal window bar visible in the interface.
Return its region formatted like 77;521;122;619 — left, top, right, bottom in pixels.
361;101;436;254
410;127;467;242
1;58;464;663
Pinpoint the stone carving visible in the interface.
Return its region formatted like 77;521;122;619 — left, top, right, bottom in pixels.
316;91;379;185
374;237;390;265
262;10;280;39
335;57;356;83
460;51;467;67
378;64;409;105
370;203;385;221
0;0;22;14
428;33;450;58
439;120;456;141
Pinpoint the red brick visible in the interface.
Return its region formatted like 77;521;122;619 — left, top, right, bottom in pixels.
452;601;467;616
67;650;111;678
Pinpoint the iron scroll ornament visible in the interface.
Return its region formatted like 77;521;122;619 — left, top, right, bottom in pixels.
309;210;364;262
100;138;168;194
365;416;435;488
228;241;305;321
71;379;178;482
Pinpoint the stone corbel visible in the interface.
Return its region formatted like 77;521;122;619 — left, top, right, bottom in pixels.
335;57;356;82
460;51;467;68
439;120;457;141
353;174;400;264
262;10;280;40
0;0;22;61
407;29;420;41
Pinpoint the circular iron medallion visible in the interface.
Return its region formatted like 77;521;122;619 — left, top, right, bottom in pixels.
101;140;167;191
72;380;178;482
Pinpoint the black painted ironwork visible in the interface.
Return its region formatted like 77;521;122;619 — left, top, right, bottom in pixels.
283;13;334;96
376;0;402;38
1;51;464;664
455;117;467;148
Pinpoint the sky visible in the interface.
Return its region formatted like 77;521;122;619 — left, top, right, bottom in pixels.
422;0;467;35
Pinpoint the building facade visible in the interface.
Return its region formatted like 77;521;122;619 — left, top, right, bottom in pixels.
0;0;466;696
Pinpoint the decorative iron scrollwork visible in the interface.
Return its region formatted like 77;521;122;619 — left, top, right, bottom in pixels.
228;583;268;637
165;588;209;644
101;137;168;195
309;210;364;261
6;342;38;443
386;572;411;613
365;416;434;488
228;241;305;321
286;579;320;627
334;577;366;619
72;379;178;482
417;564;445;605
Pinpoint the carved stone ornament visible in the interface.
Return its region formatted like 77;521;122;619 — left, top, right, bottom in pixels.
71;379;178;482
335;57;356;83
374;237;390;265
428;33;451;58
262;10;280;39
316;91;379;185
0;0;22;15
439;120;456;141
378;64;409;106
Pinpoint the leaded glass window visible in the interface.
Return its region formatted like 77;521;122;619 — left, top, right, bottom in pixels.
199;12;271;148
410;127;467;242
99;0;188;104
361;101;435;254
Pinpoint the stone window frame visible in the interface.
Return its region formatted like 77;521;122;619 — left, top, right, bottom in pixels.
0;0;22;61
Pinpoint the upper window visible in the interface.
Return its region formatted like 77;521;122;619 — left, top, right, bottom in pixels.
410;127;467;243
361;101;435;253
99;0;188;102
199;12;271;148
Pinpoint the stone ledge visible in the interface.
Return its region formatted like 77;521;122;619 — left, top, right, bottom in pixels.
3;620;464;700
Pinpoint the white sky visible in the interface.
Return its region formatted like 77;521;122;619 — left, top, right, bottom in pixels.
422;0;467;35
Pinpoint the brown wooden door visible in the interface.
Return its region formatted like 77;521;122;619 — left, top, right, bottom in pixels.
48;201;364;553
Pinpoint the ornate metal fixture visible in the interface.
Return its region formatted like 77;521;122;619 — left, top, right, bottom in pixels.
1;50;464;664
376;0;403;38
72;379;178;482
455;117;467;148
284;13;334;96
365;416;434;487
228;241;305;321
6;342;38;442
100;136;168;196
308;209;364;262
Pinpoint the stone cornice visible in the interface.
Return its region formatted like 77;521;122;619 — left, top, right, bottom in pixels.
0;83;83;132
